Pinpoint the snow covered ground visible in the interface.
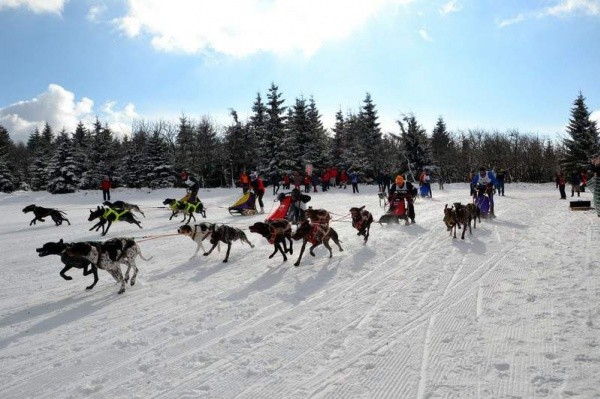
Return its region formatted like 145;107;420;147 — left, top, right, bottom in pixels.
0;183;599;398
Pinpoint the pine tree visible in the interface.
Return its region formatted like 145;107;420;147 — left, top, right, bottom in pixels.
196;116;221;187
28;123;55;191
398;114;431;178
331;109;346;167
175;115;196;172
46;131;80;194
72;121;91;189
0;125;15;192
359;93;382;176
143;131;175;189
430;116;455;179
263;83;288;176
563;92;600;170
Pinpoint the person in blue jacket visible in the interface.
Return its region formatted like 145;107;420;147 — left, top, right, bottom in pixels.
350;171;359;193
472;167;498;216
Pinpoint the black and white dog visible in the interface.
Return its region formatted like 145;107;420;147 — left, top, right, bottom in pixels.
103;200;146;218
177;223;220;256
65;238;152;294
203;224;254;263
36;239;101;290
23;204;70;226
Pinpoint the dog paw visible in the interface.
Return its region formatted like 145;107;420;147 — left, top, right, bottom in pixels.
63;276;73;280
269;254;274;259
294;262;300;267
118;288;125;294
222;259;228;263
203;253;209;256
309;252;315;257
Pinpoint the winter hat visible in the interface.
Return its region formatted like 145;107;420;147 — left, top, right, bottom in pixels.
180;171;188;179
395;175;404;185
250;172;258;181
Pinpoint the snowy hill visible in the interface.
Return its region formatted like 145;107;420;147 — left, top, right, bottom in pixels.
0;183;599;398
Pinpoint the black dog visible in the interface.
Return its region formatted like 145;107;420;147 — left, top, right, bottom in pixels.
203;224;254;263
64;238;152;294
291;220;343;267
249;219;293;261
163;198;206;224
36;239;100;290
88;206;142;236
103;200;145;218
350;206;374;243
22;204;70;226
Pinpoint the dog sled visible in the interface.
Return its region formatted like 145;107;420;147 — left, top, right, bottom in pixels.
378;194;409;224
229;190;258;216
268;189;311;224
474;185;494;218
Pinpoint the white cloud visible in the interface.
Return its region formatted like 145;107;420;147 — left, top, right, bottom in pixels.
542;0;600;17
498;0;600;27
0;84;137;143
87;4;106;22
0;0;66;14
591;109;600;125
419;27;433;42
439;0;462;15
113;0;415;57
497;14;526;28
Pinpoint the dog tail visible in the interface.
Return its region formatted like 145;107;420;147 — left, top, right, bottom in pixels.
138;252;154;261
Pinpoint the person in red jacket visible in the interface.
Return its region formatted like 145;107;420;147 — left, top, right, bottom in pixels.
101;176;111;201
250;172;266;213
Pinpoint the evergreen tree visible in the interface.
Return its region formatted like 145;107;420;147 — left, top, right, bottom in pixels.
0;125;15;192
359;93;382;176
196;116;221;186
28;123;55;190
398;114;431;178
563;92;600;170
430;116;456;179
331;109;346;167
46;131;80;194
142;131;175;189
174;115;196;172
247;93;270;175
224;109;251;184
263;83;288;176
72;121;91;189
341;113;369;174
306;96;331;171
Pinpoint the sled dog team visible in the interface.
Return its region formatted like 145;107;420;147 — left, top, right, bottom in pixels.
27;188;492;295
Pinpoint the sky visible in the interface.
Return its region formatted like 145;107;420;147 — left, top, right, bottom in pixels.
0;0;599;144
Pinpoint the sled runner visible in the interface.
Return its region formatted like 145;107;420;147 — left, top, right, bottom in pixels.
229;191;258;216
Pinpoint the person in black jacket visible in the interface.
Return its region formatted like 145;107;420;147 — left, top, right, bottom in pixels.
388;175;416;224
180;171;200;202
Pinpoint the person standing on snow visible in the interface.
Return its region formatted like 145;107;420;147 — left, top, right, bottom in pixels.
556;171;567;200
250;172;266;213
388;175;416;224
101;176;111;201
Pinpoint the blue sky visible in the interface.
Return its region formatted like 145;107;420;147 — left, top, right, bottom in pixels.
0;0;599;144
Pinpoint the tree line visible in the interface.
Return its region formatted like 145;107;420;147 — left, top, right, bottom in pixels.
0;84;598;193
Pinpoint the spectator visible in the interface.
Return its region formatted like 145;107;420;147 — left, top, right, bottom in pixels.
101;176;111;201
240;170;250;194
303;174;311;193
350;171;359;193
339;169;349;189
570;170;581;197
311;172;319;193
283;173;291;190
556;171;567;200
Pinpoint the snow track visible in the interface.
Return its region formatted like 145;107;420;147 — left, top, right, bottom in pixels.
1;184;599;398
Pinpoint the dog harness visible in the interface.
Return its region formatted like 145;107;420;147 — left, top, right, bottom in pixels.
103;208;129;221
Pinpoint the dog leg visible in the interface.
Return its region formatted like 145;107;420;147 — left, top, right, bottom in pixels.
83;265;99;290
277;241;287;261
193;242;205;257
59;265;73;280
113;267;126;294
102;221;112;236
203;242;219;257
294;240;308;267
309;243;320;257
223;242;232;263
128;260;138;286
269;244;278;259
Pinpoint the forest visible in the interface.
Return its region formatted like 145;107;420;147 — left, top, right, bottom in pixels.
0;84;598;193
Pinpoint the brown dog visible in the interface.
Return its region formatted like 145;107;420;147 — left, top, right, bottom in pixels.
291;220;343;267
350;206;373;243
249;219;293;261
